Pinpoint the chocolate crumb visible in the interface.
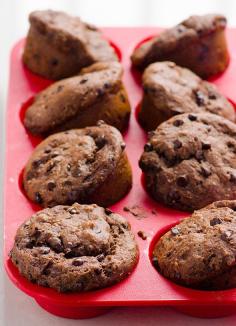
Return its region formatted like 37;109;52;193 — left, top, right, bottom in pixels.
123;205;147;220
137;230;147;240
210;217;222;226
173;119;184;127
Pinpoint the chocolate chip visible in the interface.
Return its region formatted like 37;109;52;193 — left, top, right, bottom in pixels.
208;92;217;100
72;259;84;267
97;89;104;97
171;227;180;235
144;143;153;152
176;176;188;187
80;78;88;84
51;58;58;66
202;142;211;150
67;163;71;171
152;257;159;269
68;207;77;214
121;142;126;150
210;217;222;226
188;114;197;121
194;90;205;106
94;268;102;275
173;119;184;127
173;139;182;150
44;149;51;154
104;82;110;89
51;153;59;158
25;241;34;249
221;230;233;241
47;181;56;191
200;166;211;178
227;142;235;149
195;150;204;162
105;208;113;215
32;159;43;168
56;85;64;93
137;230;147;240
35;192;43;204
97;254;105;262
230;173;236;183
64;180;72;186
95;136;106;149
46;162;56;173
120;93;126;103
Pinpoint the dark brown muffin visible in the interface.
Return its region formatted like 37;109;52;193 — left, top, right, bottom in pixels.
23;10;118;80
139;62;235;131
24;62;131;135
153;200;236;290
23;122;132;208
139;112;236;211
131;14;229;78
10;203;139;292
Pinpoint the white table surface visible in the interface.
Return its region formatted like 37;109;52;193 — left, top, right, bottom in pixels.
1;0;236;325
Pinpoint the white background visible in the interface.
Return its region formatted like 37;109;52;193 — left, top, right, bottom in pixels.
1;0;236;325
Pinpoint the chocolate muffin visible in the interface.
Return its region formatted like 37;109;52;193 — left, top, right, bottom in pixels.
24;62;131;135
10;203;139;292
131;14;229;78
153;200;236;290
138;62;235;131
23;122;132;207
23;10;118;80
139;112;236;211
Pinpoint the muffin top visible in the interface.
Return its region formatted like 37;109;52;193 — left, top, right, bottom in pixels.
142;61;235;122
10;203;138;292
24;62;123;135
23;122;126;207
139;112;236;211
153;200;236;289
29;10;118;61
131;14;227;69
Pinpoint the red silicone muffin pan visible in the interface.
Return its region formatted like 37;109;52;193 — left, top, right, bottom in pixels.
4;27;236;319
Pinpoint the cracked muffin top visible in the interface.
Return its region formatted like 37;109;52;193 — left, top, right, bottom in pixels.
153;200;236;290
10;203;139;292
139;112;236;211
142;61;235;123
131;14;227;71
23;122;127;207
24;62;125;135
